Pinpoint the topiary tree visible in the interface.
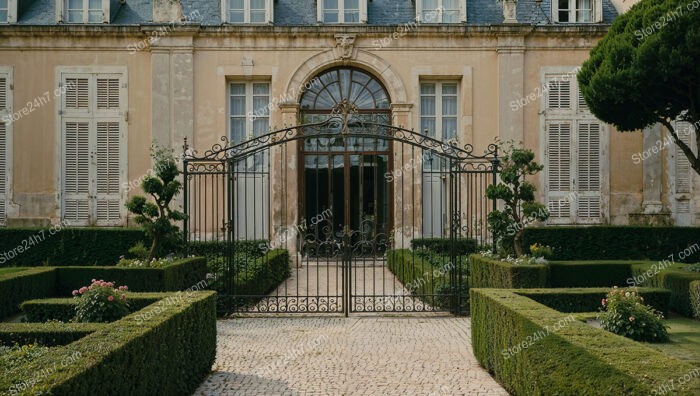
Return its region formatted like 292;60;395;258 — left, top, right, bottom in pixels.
125;146;186;262
578;0;700;174
486;142;549;256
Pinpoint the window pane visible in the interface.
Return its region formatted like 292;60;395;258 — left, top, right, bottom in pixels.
68;11;83;22
0;0;8;8
253;83;269;95
89;0;101;10
253;118;269;137
325;0;338;9
250;11;266;22
344;11;359;22
442;84;457;95
68;0;82;9
231;83;246;96
558;0;570;9
421;118;436;136
442;118;457;140
88;10;102;22
443;11;459;23
420;83;436;95
559;11;570;22
229;11;244;23
0;11;7;22
421;96;436;116
250;0;266;9
443;0;459;8
231;118;246;143
345;0;359;8
230;0;244;9
324;12;338;23
423;0;438;11
442;96;457;116
577;10;591;22
253;97;269;115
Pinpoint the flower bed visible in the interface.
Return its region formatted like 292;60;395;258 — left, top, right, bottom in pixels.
0;291;216;396
471;288;700;395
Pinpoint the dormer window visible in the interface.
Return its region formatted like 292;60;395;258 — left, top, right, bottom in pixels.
552;0;603;23
317;0;367;24
57;0;109;23
0;0;17;23
415;0;466;23
224;0;273;24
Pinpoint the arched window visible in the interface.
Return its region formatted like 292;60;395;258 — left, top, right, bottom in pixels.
300;68;390;112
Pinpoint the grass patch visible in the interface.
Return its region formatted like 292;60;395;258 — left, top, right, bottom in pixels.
0;268;28;276
649;314;700;366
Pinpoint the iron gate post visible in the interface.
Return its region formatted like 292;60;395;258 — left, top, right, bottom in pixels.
491;146;500;255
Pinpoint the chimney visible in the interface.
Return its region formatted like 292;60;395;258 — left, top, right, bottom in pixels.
153;0;183;23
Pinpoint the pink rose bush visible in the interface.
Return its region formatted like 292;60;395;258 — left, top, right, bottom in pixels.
597;286;669;343
72;279;130;323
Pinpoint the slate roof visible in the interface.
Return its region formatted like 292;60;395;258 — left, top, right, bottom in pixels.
12;0;618;26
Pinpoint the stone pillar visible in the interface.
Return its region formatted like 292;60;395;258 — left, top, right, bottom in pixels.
497;36;525;143
278;103;300;265
642;124;663;214
390;103;416;249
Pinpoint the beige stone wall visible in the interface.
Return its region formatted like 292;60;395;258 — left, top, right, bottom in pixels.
0;24;678;230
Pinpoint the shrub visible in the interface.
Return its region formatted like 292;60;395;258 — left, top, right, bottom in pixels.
690;281;700;320
0;268;56;319
631;264;700;317
521;226;700;262
72;280;130;323
410;238;478;256
231;250;291;309
547;260;642;288
470;288;700;396
21;294;166;323
0;322;104;346
469;254;548;289
0;292;216;396
529;243;553;259
684;263;700;272
519;287;670;314
117;256;178;268
54;257;207;296
125;145;186;261
597;287;669;343
0;228;147;267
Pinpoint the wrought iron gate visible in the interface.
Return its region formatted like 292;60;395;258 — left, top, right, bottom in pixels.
183;109;498;316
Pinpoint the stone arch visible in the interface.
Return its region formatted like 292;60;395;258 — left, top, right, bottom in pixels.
284;50;408;105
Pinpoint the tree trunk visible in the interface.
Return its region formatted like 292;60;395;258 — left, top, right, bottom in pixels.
148;233;159;263
514;229;524;257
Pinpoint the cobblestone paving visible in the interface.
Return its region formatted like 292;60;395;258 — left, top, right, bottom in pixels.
194;317;509;396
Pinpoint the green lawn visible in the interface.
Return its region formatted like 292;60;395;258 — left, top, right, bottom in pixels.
649;314;700;366
0;268;28;276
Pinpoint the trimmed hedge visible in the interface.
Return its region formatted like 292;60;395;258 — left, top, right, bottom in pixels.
0;228;147;267
233;249;291;297
21;294;164;323
0;268;56;318
517;287;671;315
631;264;700;318
547;260;651;288
0;323;105;347
471;288;700;395
55;258;207;296
411;238;478;256
0;291;216;396
522;226;700;262
184;240;267;258
387;249;467;312
469;254;548;289
691;280;700;320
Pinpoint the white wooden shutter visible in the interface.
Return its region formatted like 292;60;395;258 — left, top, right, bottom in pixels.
0;122;6;226
0;76;6;111
578;90;589;112
547;78;572;110
63;121;91;224
95;121;122;224
96;77;120;110
594;0;604;23
64;77;90;111
359;0;368;23
675;121;693;194
547;122;573;220
577;122;602;219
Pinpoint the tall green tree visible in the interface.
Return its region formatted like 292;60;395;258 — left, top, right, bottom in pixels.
125;146;186;262
578;0;700;173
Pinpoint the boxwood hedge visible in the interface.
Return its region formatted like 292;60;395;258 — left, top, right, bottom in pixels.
0;268;56;319
631;264;700;318
516;287;671;315
0;323;105;347
469;254;548;289
0;228;147;267
231;250;290;308
471;288;700;396
522;226;700;262
691;280;700;320
547;260;651;288
0;291;216;396
410;238;478;256
20;294;165;323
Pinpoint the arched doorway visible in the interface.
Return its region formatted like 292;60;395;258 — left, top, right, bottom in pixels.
299;68;392;257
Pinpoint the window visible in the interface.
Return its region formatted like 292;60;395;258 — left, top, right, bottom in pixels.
57;0;108;23
553;0;602;23
0;0;8;23
416;0;466;23
59;70;126;226
225;0;273;24
228;81;270;239
0;67;11;226
318;0;366;23
543;69;607;224
420;82;458;142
